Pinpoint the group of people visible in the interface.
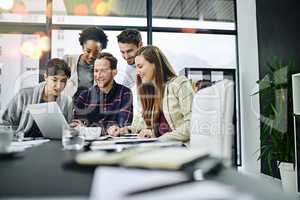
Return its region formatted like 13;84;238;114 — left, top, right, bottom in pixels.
0;27;194;142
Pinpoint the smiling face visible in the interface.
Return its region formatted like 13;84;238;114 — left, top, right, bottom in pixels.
44;74;68;97
94;58;117;90
135;55;155;83
118;42;141;65
81;40;102;65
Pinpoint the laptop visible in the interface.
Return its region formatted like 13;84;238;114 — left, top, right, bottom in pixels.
27;102;69;139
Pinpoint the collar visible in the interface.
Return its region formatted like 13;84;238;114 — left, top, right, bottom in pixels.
95;80;117;95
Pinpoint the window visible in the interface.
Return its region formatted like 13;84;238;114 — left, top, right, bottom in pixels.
0;33;39;109
56;48;64;58
0;0;240;166
52;0;147;26
153;32;236;73
152;0;235;30
0;0;47;23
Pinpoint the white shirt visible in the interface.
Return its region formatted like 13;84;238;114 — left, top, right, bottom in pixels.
115;64;136;89
115;64;142;126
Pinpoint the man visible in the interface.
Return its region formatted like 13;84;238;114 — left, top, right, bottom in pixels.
1;58;72;138
74;53;133;133
63;26;108;99
115;29;143;88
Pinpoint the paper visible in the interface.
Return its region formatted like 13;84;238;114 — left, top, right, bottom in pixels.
11;139;50;149
89;167;189;200
89;167;256;200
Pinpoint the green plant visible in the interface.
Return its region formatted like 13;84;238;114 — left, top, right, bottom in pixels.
255;58;296;173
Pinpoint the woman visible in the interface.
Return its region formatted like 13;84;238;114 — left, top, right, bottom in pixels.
111;45;194;142
0;58;73;138
62;26;108;99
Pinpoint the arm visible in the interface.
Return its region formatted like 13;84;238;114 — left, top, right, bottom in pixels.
1;93;24;126
159;80;194;142
117;89;133;127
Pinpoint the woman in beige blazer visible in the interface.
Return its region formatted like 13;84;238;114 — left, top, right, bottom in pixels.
108;45;194;142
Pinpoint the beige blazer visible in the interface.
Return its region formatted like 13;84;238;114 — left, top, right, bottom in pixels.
130;76;194;142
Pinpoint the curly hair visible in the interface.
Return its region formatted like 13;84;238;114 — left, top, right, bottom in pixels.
79;26;108;49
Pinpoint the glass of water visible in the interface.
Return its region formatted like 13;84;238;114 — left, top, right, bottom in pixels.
62;125;85;150
0;125;13;152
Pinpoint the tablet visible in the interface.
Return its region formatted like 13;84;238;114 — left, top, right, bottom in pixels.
27;102;69;139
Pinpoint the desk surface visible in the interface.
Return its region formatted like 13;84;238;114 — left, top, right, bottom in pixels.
0;141;297;199
0;141;94;197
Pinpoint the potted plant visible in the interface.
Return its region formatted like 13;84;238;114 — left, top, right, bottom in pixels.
255;58;297;193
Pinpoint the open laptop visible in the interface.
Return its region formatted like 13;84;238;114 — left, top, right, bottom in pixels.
27;102;69;139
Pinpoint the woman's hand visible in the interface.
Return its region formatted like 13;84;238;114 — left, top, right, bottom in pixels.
138;129;155;138
107;126;130;137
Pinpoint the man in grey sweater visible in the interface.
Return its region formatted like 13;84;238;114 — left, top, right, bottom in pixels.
0;58;73;138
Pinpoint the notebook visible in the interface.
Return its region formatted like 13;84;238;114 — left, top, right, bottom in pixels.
75;147;208;170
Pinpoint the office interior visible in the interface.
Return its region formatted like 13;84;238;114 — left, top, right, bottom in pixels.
0;0;299;199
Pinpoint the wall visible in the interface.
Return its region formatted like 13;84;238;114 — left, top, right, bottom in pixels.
236;0;260;174
256;0;300;176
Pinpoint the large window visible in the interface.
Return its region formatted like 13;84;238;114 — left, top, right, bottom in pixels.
52;0;147;26
153;32;236;73
0;0;240;165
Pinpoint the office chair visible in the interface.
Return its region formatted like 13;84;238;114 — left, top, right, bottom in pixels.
190;79;234;166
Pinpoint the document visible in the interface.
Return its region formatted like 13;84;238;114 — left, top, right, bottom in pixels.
11;139;50;149
89;166;189;200
89;167;254;200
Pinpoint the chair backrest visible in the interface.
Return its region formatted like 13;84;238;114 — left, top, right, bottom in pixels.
190;79;234;166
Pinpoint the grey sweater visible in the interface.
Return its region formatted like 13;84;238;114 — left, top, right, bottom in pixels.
0;82;73;137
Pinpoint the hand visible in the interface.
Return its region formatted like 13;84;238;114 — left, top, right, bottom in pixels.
70;119;85;128
107;125;121;137
138;129;155;138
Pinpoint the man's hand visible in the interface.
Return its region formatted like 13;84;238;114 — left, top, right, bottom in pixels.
70;119;85;128
107;125;121;137
107;126;132;137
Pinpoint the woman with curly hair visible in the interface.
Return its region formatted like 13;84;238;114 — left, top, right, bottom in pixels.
62;26;108;99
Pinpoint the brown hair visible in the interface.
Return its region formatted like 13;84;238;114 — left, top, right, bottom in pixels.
117;29;142;46
96;52;118;69
135;45;176;129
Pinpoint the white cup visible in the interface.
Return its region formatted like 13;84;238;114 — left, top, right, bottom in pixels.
62;125;85;150
0;125;14;152
80;127;102;140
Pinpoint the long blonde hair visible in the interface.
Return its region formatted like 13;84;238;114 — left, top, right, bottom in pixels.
136;46;177;128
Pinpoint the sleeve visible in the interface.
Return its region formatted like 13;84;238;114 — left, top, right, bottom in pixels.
128;93;147;134
117;88;133;127
0;92;24;126
74;90;89;119
65;96;74;123
159;80;194;142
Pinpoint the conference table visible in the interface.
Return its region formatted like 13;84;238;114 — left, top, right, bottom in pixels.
0;140;93;198
0;140;297;199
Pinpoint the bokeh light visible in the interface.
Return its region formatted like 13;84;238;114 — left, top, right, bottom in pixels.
20;41;42;59
12;2;27;15
0;0;14;10
38;36;50;52
182;28;197;34
73;4;89;16
93;0;114;16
